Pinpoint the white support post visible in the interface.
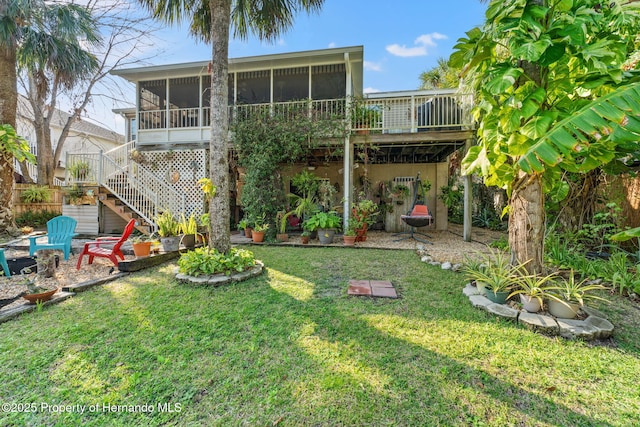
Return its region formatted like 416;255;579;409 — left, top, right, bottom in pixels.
343;137;353;228
463;138;473;242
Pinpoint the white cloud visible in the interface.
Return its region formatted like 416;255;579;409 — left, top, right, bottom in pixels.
364;61;382;72
386;32;448;57
328;42;336;48
363;87;380;94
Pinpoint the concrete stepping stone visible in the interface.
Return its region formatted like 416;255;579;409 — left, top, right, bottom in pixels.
348;280;397;298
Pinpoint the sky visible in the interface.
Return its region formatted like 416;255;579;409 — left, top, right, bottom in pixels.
104;0;488;133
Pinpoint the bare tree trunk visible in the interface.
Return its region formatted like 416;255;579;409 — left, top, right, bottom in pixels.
207;0;232;253
509;173;545;274
0;42;18;232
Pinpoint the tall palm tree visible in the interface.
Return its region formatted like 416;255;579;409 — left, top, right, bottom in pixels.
0;0;29;232
139;0;325;253
0;0;100;231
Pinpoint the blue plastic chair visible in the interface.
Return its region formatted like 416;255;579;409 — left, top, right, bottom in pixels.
28;216;78;260
0;248;10;277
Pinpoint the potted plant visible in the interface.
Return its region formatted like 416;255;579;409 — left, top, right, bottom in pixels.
179;213;198;249
462;250;513;303
300;230;311;245
461;255;488;295
68;160;91;181
130;235;153;257
508;268;557;313
252;223;269;243
18;265;58;304
155;210;181;252
546;271;608;319
351;100;382;134
389;183;410;204
237;218;250;237
276;210;295;242
343;223;357;246
351;197;379;242
304;211;341;244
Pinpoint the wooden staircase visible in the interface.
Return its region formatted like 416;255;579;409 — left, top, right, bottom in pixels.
98;189;153;236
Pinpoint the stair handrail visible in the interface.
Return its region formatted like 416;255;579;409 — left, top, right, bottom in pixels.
100;141;186;223
100;154;159;228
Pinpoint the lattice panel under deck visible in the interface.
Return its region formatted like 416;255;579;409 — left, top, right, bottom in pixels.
142;149;207;217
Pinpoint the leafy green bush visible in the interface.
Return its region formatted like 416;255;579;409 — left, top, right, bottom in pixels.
15;210;59;227
178;247;256;276
20;185;52;203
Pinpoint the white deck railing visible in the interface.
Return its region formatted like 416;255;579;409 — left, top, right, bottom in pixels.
137;93;473;134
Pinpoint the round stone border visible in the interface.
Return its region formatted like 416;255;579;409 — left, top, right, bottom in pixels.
175;260;265;286
463;284;614;340
414;244;614;341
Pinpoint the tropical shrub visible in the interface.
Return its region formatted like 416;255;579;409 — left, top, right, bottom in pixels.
178;247;256;276
20;185;52;203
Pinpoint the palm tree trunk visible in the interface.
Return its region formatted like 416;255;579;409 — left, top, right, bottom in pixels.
207;0;232;253
0;43;19;232
509;172;545;274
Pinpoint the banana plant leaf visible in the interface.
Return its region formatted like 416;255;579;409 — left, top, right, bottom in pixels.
518;82;640;174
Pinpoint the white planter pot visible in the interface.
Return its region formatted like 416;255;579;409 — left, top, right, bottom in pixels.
548;299;580;319
519;294;541;313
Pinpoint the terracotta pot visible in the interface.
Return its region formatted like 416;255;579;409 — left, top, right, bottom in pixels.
355;223;368;242
343;235;357;246
301;235;310;244
276;233;288;242
245;227;253;238
132;241;152;257
23;288;58;304
252;231;265;243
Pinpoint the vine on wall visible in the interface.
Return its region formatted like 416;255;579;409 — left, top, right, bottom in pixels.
232;103;346;238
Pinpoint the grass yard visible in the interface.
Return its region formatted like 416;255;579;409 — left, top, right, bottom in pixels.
1;246;639;426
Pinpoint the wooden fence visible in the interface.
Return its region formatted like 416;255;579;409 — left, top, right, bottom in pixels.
13;184;63;216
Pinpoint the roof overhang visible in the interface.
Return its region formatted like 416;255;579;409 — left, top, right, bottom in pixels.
111;45;364;85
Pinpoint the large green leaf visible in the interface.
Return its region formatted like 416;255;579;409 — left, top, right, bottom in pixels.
517;82;640;173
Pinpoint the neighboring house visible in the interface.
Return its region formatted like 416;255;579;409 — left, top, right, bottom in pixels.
68;45;474;234
15;95;124;184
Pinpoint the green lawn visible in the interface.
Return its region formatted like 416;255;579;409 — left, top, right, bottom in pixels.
1;246;639;426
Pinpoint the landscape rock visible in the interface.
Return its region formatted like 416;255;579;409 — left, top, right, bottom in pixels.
584;316;614;339
486;303;518;320
469;294;492;309
463;283;481;297
518;312;559;335
429;261;441;267
441;262;452;270
451;263;463;272
421;256;432;263
556;318;599;339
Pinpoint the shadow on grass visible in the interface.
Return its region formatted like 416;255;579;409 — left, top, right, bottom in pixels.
1;246;638;426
